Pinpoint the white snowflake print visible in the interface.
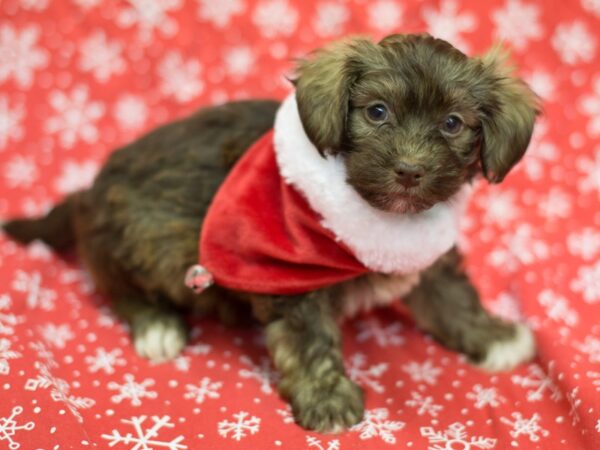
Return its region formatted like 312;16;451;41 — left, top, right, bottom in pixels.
0;96;24;150
28;341;57;369
0;24;48;88
571;261;600;304
39;323;74;349
117;0;183;43
113;94;148;130
16;0;50;11
588;371;600;391
402;359;442;385
580;77;600;137
567;387;582;425
511;363;562;402
405;391;443;417
537;289;578;327
356;318;405;347
78;30;125;83
575;335;600;363
597;419;600;433
313;2;350;37
0;295;21;336
108;373;158;406
525;70;557;102
422;0;476;52
184;377;222;404
488;292;523;322
478;189;519;228
552;21;597;65
102;415;187;449
577;148;600;195
0;406;34;449
53;159;98;194
567;227;600;261
367;0;403;33
197;0;245;28
275;405;294;425
521;121;558;180
421;422;496;449
12;271;56;311
252;0;298;38
85;347;126;375
45;84;105;149
346;352;388;393
537;187;572;220
73;0;102;9
238;355;278;394
3;155;38;189
466;384;506;409
173;355;190;372
351;408;404;444
492;0;543;50
25;362;94;422
25;241;52;261
582;0;600;16
0;338;21;375
157;52;203;103
501;412;548;442
306;435;340;450
488;224;549;272
224;46;255;78
218;411;260;441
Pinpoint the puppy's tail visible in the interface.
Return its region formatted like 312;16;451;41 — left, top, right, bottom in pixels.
2;194;77;251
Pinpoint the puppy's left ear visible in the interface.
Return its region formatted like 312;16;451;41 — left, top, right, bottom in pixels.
477;47;541;183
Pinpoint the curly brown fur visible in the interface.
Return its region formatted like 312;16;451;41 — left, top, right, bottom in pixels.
3;34;539;433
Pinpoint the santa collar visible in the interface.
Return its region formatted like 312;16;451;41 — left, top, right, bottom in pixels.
185;93;470;295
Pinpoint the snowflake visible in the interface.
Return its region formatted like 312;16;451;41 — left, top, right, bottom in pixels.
367;0;403;33
537;289;578;327
492;0;542;50
571;261;600;304
525;70;557;102
577;148;600;195
117;0;183;43
351;408;404;444
28;341;57;369
0;295;21;336
488;224;549;272
521;121;558;180
13;269;56;310
223;46;255;78
238;355;278;394
78;30;125;83
488;292;523;322
0;24;48;88
306;435;340;450
197;0;245;28
567;228;600;261
275;406;294;425
184;377;222;404
466;384;506;409
3;155;38;188
597;419;600;433
0;406;34;449
478;189;519;228
588;371;600;391
173;355;190;372
402;359;442;385
575;335;600;363
405;391;443;417
537;187;572;220
102;415;187;449
356;318;405;347
25;362;94;422
252;0;299;38
54;159;98;194
38;323;74;349
346;352;388;393
16;0;49;11
218;411;260;441
552;21;597;65
501;412;548;442
422;0;476;52
108;373;158;406
113;94;148;130
0;96;24;150
45;84;105;149
567;387;582;425
582;0;600;16
85;347;126;374
313;2;349;37
0;338;21;375
73;0;102;9
580;77;600;137
421;422;496;449
157;51;203;103
511;363;562;402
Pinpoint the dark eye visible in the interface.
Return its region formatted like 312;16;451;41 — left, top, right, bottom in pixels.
441;114;463;135
366;104;388;122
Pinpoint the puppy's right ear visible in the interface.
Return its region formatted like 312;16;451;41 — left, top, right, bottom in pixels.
294;38;376;155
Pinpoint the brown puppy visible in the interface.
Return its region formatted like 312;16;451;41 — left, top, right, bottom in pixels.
3;34;539;433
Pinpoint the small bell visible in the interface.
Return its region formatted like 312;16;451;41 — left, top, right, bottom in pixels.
185;264;214;294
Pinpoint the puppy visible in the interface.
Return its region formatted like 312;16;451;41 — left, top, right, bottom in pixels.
3;34;539;433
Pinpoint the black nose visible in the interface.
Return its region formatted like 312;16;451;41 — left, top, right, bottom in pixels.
395;162;425;188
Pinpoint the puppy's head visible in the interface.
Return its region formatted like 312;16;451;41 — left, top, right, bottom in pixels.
294;34;540;213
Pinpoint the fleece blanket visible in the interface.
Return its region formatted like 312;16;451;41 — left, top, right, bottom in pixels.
0;1;598;449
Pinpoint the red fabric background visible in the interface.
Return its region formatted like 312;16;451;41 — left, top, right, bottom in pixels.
0;1;598;449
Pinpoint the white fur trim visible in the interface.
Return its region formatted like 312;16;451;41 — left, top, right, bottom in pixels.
273;93;470;274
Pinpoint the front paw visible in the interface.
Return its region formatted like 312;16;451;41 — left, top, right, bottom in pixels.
288;375;364;433
132;312;188;363
478;323;536;372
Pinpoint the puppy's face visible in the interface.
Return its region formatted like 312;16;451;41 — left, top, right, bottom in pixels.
295;34;540;213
